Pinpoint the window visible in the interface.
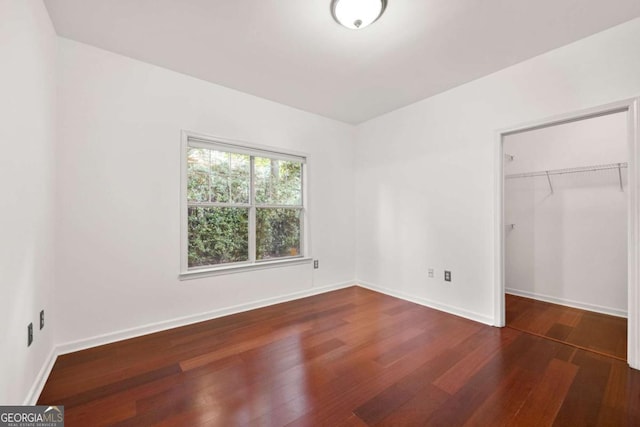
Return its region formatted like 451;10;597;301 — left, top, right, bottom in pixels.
181;132;308;277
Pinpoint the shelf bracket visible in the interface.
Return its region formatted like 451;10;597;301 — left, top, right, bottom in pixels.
545;171;554;194
618;163;624;191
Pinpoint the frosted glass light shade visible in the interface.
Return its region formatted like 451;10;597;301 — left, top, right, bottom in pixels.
331;0;387;30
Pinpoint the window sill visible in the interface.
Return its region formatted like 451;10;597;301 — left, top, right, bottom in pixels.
179;257;313;280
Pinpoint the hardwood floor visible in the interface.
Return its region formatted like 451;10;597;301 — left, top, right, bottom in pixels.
39;287;640;426
506;293;627;361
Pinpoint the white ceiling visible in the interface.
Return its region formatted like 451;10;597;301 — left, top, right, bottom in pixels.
44;0;640;124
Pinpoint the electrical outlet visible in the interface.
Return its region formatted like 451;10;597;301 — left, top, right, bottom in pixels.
313;260;319;269
28;323;33;347
444;271;452;282
428;268;434;278
40;310;45;330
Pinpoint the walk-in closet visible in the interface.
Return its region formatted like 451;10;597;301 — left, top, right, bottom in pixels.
504;111;628;360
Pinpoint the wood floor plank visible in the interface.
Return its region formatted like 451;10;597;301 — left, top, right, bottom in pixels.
567;312;627;356
460;366;538;427
506;293;627;360
352;326;511;426
510;358;579;426
553;350;613;426
427;332;574;426
179;323;312;371
432;326;519;395
37;287;640;426
546;323;573;341
596;360;635;426
374;383;450;426
39;363;182;409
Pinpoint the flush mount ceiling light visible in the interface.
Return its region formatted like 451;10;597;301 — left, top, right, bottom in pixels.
331;0;388;30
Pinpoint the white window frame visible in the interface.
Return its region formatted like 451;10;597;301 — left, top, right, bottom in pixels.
180;130;311;280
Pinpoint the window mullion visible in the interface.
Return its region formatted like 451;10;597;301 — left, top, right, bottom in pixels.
249;156;256;263
301;163;305;257
254;204;303;209
187;202;250;208
208;149;213;202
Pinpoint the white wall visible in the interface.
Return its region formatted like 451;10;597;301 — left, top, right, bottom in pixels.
54;39;356;348
6;3;640;404
0;0;57;404
504;112;628;316
355;17;640;324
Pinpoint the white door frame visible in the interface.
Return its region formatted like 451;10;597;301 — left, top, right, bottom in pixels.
494;98;640;369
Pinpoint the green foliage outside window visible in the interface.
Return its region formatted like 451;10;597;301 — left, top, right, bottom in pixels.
186;146;303;268
254;157;301;205
188;207;249;267
256;208;300;260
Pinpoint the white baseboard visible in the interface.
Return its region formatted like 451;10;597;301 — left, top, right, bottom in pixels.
505;288;627;318
357;280;495;326
56;281;355;356
24;347;57;405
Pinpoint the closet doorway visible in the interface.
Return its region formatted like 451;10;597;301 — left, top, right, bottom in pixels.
495;99;640;368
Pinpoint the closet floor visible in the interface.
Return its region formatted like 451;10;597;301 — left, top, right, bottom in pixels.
506;294;627;361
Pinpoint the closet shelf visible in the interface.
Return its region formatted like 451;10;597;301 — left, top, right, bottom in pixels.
505;162;627;179
505;162;627;194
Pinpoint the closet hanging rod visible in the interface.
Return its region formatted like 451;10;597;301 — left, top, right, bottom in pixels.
505;162;628;179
